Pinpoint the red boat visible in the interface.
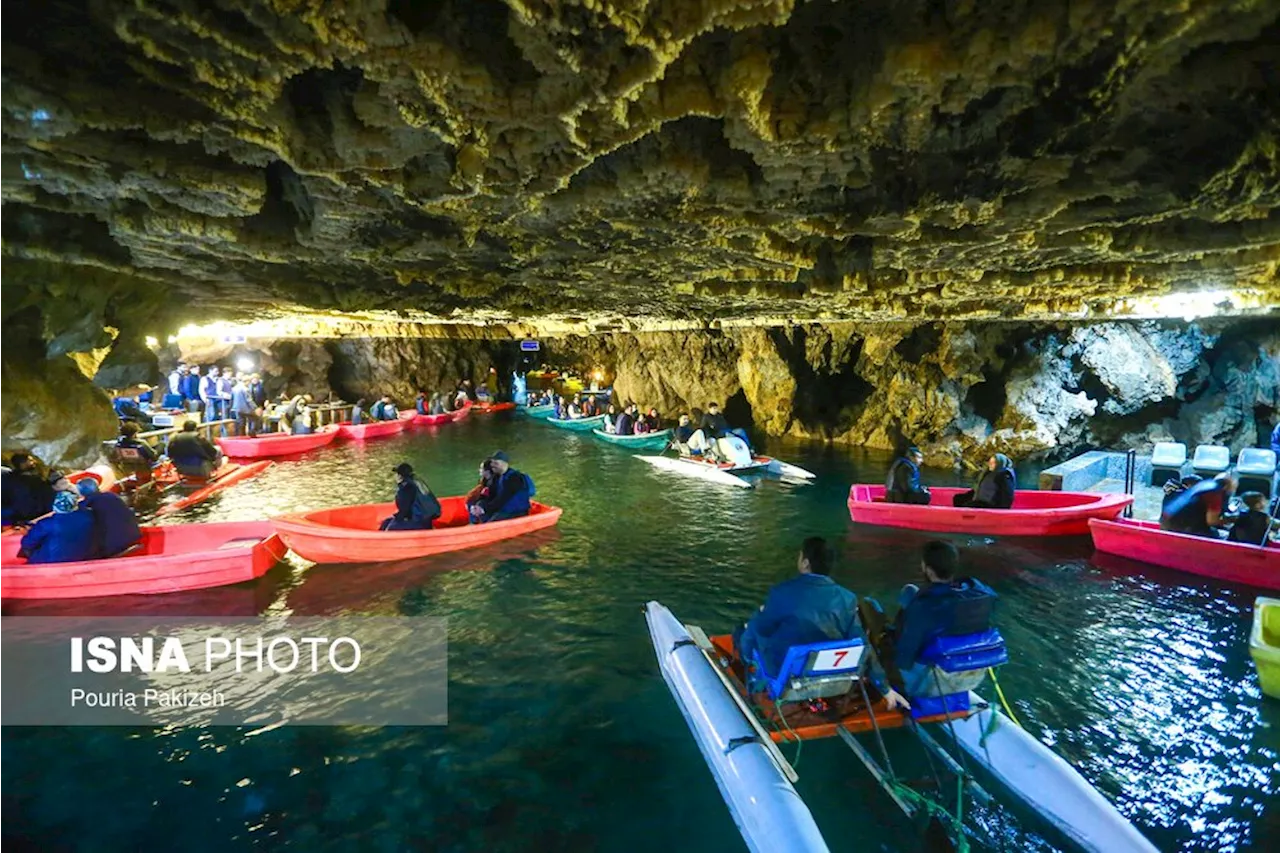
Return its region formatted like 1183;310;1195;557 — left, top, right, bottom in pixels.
272;497;563;564
847;484;1132;536
155;461;274;516
398;410;418;423
337;419;405;441
1;520;286;599
1089;518;1280;589
472;402;516;414
217;427;338;458
414;411;450;426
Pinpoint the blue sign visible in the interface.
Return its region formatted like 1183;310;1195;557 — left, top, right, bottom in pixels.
520;340;540;352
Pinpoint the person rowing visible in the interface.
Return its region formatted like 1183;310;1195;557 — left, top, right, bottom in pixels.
112;422;160;485
734;537;860;676
885;446;930;505
953;454;1016;508
380;462;441;531
1162;472;1235;538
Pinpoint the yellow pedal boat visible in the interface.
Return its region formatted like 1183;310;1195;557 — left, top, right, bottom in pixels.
1252;597;1280;700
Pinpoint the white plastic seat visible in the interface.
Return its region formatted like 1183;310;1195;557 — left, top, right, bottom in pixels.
1237;448;1278;477
1150;441;1187;486
1192;444;1231;476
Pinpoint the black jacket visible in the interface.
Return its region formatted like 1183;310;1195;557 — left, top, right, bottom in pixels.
394;478;442;523
700;412;730;438
1228;509;1272;545
886;457;928;501
168;433;219;466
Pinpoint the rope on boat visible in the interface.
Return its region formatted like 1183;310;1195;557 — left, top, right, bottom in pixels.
987;667;1024;729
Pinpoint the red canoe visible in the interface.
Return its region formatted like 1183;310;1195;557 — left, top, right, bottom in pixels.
449;403;472;422
337;419;405;441
217;427;338;458
414;412;451;426
473;402;516;414
1089;518;1280;589
1;520;286;599
847;484;1132;536
155;461;274;516
272;497;562;564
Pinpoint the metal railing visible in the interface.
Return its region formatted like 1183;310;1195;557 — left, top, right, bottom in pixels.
99;403;355;454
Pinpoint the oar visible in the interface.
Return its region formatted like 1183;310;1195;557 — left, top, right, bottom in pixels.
1260;493;1280;548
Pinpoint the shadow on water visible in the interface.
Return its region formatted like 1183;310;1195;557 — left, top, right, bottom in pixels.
3;418;1277;852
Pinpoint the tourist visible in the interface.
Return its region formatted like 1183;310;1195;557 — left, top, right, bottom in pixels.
886;446;931;505
181;365;202;413
166;420;221;478
217;367;236;421
566;395;582;419
1162;472;1235;537
19;492;97;564
199;366;221;422
581;395;597;417
380;462;441;531
733;537;859;676
602;404;619;433
428;392;445;415
48;470;77;495
249;374;268;410
1;452;54;525
634;413;651;435
700;401;752;452
415;392;429;415
673;414;695;449
1228;492;1274;545
466;459;497;523
371;395;398;421
351;398;368;425
474;451;534;523
76;478;142;557
615;403;636;436
281;393;314;434
953;454;1016;508
167;363;186;397
860;540;997;711
647;407;661;428
113;422;160;484
453;387;469;410
231;375;257;436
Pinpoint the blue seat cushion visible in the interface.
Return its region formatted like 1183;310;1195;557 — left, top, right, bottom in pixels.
919;628;1008;672
911;693;971;719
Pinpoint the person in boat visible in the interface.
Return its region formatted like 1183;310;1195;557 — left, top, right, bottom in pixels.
370;396;398;421
602;404;619;433
231;375;257;436
453;388;469;410
615;403;636;436
673;414;696;451
476;383;492;403
734;537;860;676
952;454;1016;508
48;469;79;496
700;402;752;455
474;451;534;523
466;459;497;523
1;452;55;526
430;392;446;415
860;540;997;711
415;392;429;415
646;407;661;428
76;477;142;558
634;413;651;435
1228;491;1274;545
281;393;315;434
113;422;160;484
380;462;442;531
886;446;930;505
582;395;599;417
19;491;98;564
350;398;368;425
1162;472;1235;538
167;420;222;479
566;395;583;419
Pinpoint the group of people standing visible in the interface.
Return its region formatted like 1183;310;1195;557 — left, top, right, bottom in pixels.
166;363;268;432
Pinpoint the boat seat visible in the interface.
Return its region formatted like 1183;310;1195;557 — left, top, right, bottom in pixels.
1150;442;1187;487
752;637;865;703
910;628;1008;719
1192;444;1231;478
1237;449;1278;498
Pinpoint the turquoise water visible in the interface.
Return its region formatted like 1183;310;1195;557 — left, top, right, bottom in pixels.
4;415;1278;851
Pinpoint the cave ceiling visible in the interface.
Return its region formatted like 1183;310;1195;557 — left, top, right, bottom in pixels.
2;0;1279;336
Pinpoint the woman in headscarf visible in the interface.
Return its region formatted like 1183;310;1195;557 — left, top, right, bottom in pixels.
953;453;1017;508
466;459;497;523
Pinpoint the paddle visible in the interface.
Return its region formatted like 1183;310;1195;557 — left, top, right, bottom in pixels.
1260;494;1280;548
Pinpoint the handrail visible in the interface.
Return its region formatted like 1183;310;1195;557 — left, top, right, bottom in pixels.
100;403;355;453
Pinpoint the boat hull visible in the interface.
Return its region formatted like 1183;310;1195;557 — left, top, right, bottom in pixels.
946;702;1158;853
217;428;338;458
645;602;830;853
155;461;273;515
544;414;607;431
591;428;672;450
1252;597;1280;700
337;419;405;440
848;485;1131;536
473;402;516;414
272;497;563;564
1089;518;1280;588
520;404;555;418
1;521;286;599
635;455;755;488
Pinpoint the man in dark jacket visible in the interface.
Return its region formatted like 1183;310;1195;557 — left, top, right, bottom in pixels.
862;540;997;710
166;421;221;478
886;447;931;505
614;404;636;436
1227;492;1273;545
1162;472;1234;537
2;453;55;525
735;537;859;675
476;451;532;523
77;478;142;557
180;366;203;412
112;422;160;484
19;492;97;563
381;462;442;530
